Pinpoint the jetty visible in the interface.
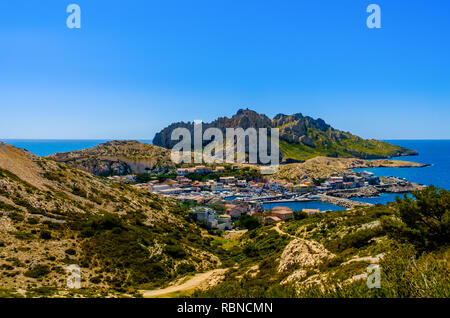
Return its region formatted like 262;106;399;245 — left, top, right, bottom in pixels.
317;194;372;209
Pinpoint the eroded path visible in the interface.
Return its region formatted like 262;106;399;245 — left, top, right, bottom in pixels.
140;268;227;298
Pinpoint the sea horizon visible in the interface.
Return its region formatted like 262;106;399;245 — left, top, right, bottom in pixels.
2;139;449;193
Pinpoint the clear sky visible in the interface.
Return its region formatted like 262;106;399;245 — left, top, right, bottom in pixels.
0;0;449;140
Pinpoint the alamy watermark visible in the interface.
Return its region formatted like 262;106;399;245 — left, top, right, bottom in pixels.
66;264;81;289
65;4;381;30
66;4;81;29
366;264;381;289
367;4;381;29
170;121;280;174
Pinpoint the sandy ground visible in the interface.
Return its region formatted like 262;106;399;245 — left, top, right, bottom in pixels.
140;268;227;298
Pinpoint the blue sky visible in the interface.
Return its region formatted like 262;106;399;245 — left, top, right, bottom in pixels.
0;0;449;139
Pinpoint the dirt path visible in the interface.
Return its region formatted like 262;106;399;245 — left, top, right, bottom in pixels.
274;222;295;238
140;268;227;298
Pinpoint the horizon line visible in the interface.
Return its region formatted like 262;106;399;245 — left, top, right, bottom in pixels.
2;138;450;141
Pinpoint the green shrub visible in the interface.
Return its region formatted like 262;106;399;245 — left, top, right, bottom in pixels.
236;215;261;230
65;248;76;255
39;230;52;240
382;186;450;252
7;212;24;222
164;245;187;259
293;211;308;220
24;264;51;278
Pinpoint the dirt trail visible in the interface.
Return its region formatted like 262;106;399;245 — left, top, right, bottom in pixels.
274;222;295;238
141;268;227;298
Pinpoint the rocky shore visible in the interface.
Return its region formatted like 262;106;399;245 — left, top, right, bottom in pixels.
317;194;372;209
327;181;426;199
274;156;428;182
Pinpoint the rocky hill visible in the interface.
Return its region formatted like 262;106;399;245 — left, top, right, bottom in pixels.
153;109;417;162
48;140;175;176
0;142;219;297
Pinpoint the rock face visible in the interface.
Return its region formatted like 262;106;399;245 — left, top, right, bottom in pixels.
153;109;273;150
153;109;418;161
48;140;175;176
278;239;334;273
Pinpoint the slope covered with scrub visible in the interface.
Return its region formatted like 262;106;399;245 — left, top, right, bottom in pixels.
0;142;218;297
193;187;450;298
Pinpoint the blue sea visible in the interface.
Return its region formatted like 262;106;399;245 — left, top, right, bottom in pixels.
1;139;153;157
351;192;414;205
1;139;448;206
354;140;450;190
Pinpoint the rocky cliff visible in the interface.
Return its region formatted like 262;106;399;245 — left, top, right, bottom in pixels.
153;109;418;162
48;140;175;176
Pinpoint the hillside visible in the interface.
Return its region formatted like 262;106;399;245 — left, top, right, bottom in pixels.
48;140;175;176
0;142;219;297
1;142;446;298
273;156;428;182
193;188;450;298
153;109;417;162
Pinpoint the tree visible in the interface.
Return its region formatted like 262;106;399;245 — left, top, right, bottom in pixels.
381;186;450;252
236;215;261;230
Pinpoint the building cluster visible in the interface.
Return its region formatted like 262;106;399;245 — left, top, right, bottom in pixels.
127;167;386;230
189;206;233;231
316;171;380;191
264;206;322;224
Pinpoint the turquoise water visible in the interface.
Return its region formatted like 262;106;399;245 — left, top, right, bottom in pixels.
353;140;450;190
351;192;414;205
263;201;343;212
1;139;153;157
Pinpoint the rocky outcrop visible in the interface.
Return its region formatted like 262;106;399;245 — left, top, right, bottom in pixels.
48;140;175;176
153;109;273;150
278;238;334;273
153;109;418;161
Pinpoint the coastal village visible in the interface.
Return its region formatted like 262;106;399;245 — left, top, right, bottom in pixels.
108;164;418;231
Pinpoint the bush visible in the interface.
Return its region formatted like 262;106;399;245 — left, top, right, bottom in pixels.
382;186;450;252
65;248;76;255
236;215;261;230
40;230;52;240
24;264;51;278
326;228;384;252
177;263;196;275
72;186;87;198
164;245;187;259
293;211;308;220
7;212;24;222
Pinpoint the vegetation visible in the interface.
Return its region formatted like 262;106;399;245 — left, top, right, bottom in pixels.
0;141;447;298
194;187;449;298
382;186;450;252
235;215;261;230
278;130;415;162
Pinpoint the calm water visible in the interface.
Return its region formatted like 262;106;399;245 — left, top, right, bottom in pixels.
263;201;343;212
351;192;413;205
1;139;153;157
